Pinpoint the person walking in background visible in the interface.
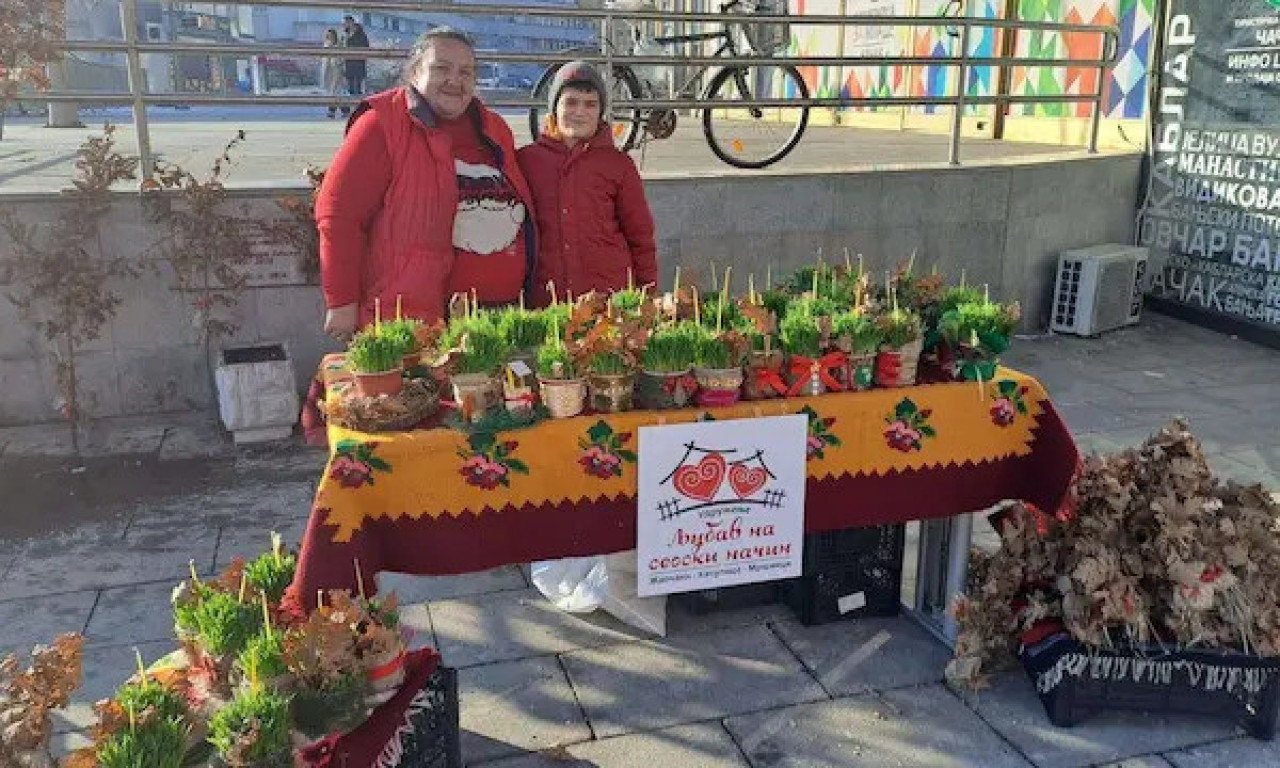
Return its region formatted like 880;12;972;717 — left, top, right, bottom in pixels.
321;29;344;119
518;61;656;305
340;14;370;116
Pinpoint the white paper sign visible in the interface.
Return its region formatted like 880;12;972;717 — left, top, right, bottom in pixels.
636;414;807;597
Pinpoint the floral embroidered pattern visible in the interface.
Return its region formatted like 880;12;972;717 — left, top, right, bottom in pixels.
457;432;529;490
577;420;637;479
329;440;392;489
798;405;841;460
990;380;1031;427
884;398;935;452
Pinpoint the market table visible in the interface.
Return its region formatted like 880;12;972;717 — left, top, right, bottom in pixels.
285;364;1079;614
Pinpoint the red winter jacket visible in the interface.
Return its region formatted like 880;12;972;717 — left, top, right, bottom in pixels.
516;125;656;306
316;87;536;326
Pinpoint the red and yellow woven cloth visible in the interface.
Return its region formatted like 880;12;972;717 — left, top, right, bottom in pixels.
286;362;1078;614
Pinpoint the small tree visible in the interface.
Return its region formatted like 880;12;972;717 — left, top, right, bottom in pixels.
0;124;139;454
0;0;66;140
145;131;253;386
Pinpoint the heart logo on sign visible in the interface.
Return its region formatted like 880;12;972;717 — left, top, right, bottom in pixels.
673;453;726;501
728;464;767;499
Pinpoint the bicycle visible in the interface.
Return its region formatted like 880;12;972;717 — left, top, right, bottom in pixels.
528;0;811;169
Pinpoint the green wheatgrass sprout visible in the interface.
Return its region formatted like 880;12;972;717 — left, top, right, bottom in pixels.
536;342;577;379
787;294;839;319
97;711;188;768
497;307;550;351
610;286;647;314
208;687;293;767
441;309;500;351
699;293;744;331
643;322;700;373
346;328;406;374
455;324;511;375
115;676;188;724
587;351;630;376
190;590;262;658
243;536;297;604
378;317;421;356
779;312;823;358
173;580;212;637
833;311;882;353
939;301;1019;347
235;627;288;684
694;332;733;369
760;288;792;323
877;307;923;348
937;285;985;317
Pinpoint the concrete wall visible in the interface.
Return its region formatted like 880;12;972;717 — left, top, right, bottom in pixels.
0;152;1142;426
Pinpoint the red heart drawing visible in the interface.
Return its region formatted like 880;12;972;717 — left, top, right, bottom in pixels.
728;464;768;499
673;453;726;502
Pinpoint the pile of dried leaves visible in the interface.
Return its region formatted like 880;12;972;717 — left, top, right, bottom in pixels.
0;634;83;768
949;419;1280;689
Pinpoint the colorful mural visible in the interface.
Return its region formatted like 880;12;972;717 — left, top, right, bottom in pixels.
787;0;1153;120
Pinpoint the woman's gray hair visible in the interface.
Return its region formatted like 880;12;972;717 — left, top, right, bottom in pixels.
402;27;476;84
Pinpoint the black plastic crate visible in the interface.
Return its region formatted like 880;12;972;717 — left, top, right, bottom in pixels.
674;581;789;615
1021;632;1280;740
394;665;463;767
784;524;905;626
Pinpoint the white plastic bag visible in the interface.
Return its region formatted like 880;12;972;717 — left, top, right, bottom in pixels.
530;556;608;613
530;552;668;636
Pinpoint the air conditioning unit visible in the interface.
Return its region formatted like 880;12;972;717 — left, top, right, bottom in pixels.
1049;244;1149;336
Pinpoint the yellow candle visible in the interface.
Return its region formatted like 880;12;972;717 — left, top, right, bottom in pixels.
844;248;852;274
693;286;701;326
766;264;772;290
374;297;381;332
395;294;402;322
711;262;718;292
354;558;365;600
628;267;634;290
673;266;681;296
748;274;755;304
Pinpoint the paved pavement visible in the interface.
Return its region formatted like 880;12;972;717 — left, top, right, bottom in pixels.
0;105;1092;193
2;312;1279;766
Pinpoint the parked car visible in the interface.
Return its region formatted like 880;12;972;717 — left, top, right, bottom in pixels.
499;74;534;90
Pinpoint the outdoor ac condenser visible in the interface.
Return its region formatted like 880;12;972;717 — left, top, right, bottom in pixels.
1049;244;1149;337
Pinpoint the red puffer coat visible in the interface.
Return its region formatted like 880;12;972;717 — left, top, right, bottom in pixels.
516;124;657;306
316;86;535;326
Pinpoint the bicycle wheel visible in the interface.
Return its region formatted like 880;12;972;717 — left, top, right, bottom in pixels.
528;64;645;152
702;64;809;169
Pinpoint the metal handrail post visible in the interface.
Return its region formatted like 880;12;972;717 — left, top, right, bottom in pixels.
949;22;969;166
1087;33;1113;153
120;0;155;178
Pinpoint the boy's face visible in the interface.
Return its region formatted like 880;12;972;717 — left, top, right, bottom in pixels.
556;86;602;141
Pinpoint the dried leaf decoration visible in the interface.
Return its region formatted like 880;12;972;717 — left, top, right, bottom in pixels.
949;419;1280;689
0;633;83;766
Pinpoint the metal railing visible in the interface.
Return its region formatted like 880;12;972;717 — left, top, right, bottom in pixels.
44;0;1119;177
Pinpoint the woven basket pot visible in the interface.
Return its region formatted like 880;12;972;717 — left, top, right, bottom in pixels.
636;369;695;410
693;366;745;407
451;373;501;422
587;372;635;413
538;376;587;419
875;338;923;388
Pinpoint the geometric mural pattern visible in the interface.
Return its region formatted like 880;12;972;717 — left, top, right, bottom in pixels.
788;0;1152;120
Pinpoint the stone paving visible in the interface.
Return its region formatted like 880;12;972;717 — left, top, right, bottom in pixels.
0;105;1085;193
2;311;1280;767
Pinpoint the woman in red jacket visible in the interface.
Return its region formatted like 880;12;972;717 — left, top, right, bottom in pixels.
518;61;657;306
316;28;536;339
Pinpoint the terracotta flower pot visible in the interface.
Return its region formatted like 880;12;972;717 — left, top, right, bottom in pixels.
539;376;587;419
451;373;501;422
587;372;635;413
636;368;695;410
402;351;421;370
693;366;744;407
353;367;404;398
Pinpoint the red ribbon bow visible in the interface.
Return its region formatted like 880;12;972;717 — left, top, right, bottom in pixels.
786;352;847;396
752;366;788;397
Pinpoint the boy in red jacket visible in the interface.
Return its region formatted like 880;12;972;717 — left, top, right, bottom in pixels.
517;61;658;305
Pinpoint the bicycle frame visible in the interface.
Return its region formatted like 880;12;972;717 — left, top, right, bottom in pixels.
638;26;740;101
